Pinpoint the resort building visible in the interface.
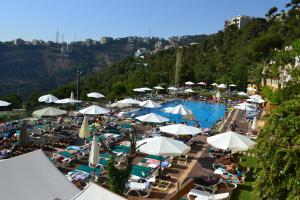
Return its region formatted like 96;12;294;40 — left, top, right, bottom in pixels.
224;15;253;29
100;36;113;44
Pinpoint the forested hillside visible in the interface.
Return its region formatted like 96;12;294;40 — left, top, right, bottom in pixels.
0;35;206;98
52;2;300;101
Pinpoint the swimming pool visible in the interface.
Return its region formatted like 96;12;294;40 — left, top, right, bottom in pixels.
134;99;226;128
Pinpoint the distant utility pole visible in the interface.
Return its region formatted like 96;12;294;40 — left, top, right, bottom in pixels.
76;68;82;100
56;30;59;43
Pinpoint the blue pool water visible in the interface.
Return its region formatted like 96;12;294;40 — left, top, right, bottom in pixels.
134;100;226;128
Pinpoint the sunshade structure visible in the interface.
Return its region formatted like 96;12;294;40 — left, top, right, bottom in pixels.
139;100;161;108
234;102;257;111
79;105;109;115
247;87;257;92
164;104;192;115
70;91;75;99
207;131;256;152
89;136;99;166
185;81;195;86
137;136;191;156
246;98;266;104
249;94;262;99
154;86;164;90
87;92;105;98
72;182;125;200
211;83;218;86
167;87;178;91
140;87;152;91
136;113;169;123
110;102;129;108
159;124;202;136
38;94;59;103
33;107;67;117
184;88;196;93
162;107;173;112
117;98;141;105
0;100;11;106
237;92;248;96
251;117;257;131
217;84;227;89
215;91;221;100
133;88;145;92
55;98;81;104
79;115;90;139
197;82;206;86
0;150;80;200
229;84;237;87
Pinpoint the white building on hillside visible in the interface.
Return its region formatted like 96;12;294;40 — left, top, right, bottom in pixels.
225;15;253;29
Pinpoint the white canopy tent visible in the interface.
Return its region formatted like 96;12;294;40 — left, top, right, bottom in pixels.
185;81;195;86
79;105;110;115
139;87;152;91
184;88;196;93
0;100;11;106
159;124;202;136
70;91;75;99
118;98;141;105
33;107;67;117
234;102;257;111
164;104;192;115
136;113;169;123
154;86;164;90
229;84;237;87
139;100;161;108
211;83;218;86
246;98;266;104
237;92;248;96
87;92;105;98
89;136;99;166
109;102;129;108
251;117;257;131
197;82;207;86
217;84;227;89
207;131;256;152
0;150;80;200
137;136;191;156
249;94;262;99
167;87;178;91
133;88;145;92
55;98;81;104
79;115;90;139
247;87;257;92
72;182;125;200
38;94;59;103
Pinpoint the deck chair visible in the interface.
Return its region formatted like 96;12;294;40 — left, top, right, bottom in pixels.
151;179;172;191
172;154;188;165
125;181;152;198
193;176;221;193
187;188;229;200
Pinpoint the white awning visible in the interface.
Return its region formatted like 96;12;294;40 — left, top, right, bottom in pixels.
72;182;125;200
0;150;80;200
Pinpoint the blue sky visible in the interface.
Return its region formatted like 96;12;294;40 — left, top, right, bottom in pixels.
0;0;288;42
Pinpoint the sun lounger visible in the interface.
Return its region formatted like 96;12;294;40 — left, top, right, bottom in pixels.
193;176;221;193
76;165;102;177
187;188;229;200
125;181;152;197
151;179;172;191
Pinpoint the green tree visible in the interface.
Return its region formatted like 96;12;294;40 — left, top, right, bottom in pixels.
1;94;22;109
266;7;278;18
253;99;300;199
